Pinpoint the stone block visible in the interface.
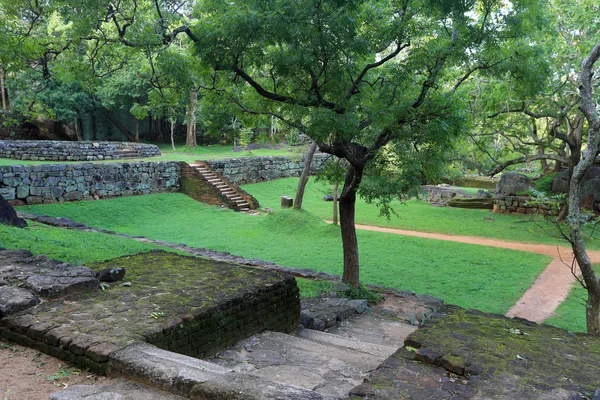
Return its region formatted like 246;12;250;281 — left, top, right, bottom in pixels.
281;196;293;209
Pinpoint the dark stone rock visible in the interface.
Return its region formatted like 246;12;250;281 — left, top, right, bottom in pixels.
0;195;26;228
25;274;99;298
96;267;126;282
0;286;40;317
476;189;492;198
495;172;533;196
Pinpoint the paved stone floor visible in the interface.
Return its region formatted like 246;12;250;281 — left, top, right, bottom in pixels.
0;250;298;374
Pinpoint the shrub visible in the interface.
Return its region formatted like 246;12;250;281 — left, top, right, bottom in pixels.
534;173;558;193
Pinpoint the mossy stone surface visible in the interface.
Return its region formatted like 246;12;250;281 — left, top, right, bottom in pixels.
1;250;299;372
351;305;600;399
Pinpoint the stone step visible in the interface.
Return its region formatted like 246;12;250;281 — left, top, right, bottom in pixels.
296;328;398;359
209;330;384;398
50;380;186;400
239;208;250;212
325;313;418;348
236;202;249;206
108;342;335;400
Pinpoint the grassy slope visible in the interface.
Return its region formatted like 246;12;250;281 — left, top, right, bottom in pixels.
18;193;549;315
242;177;600;251
0;222;161;265
0;145;294;166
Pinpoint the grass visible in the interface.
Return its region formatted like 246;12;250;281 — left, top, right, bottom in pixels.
242;177;600;250
545;266;600;333
17;193;550;315
0;222;162;265
0;144;295;166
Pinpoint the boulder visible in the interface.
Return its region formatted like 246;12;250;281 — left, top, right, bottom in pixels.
495;172;533;196
0;194;27;228
476;190;492;199
552;165;600;211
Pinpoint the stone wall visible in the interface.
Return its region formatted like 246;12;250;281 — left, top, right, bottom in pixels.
0;140;161;161
493;195;557;215
146;274;299;359
206;154;329;184
0;162;180;205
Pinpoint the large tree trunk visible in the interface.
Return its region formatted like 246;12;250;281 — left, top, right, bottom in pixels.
339;165;364;287
294;141;318;210
0;67;6;110
570;39;600;335
186;90;198;148
333;181;339;225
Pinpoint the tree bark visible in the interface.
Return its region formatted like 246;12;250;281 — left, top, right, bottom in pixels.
170;119;176;151
569;38;600;335
339;165;363;287
135;119;140;142
186;89;198;148
333;181;339;225
294;141;318;210
0;67;6;111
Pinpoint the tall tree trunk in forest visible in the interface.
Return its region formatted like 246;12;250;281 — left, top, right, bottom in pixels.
170;119;176;151
74;119;83;141
135;119;139;142
186;90;198;148
0;67;6;110
332;181;339;225
570;39;600;335
294;141;318;210
339;165;364;288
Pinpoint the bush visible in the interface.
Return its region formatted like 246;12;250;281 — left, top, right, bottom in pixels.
534;173;558;193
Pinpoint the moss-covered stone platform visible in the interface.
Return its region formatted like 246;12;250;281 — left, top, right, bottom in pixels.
0;250;300;374
350;305;600;400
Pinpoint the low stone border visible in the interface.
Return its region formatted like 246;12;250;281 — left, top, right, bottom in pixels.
0;140;160;161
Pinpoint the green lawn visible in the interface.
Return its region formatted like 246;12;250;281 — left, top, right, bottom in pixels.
0;144;295;166
242;177;600;251
0;222;162;265
17;193;550;315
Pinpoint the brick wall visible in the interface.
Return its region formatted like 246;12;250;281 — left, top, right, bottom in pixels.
147;276;299;358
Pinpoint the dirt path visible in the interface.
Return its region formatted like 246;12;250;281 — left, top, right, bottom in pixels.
335;222;600;323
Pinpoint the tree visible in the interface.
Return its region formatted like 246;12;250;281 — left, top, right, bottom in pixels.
187;0;545;286
465;0;599;178
294;140;318;210
568;40;600;335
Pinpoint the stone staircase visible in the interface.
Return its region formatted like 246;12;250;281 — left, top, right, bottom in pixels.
51;301;420;400
116;147;141;159
187;161;257;212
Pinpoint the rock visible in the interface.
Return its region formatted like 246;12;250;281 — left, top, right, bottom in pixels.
553;165;600;211
476;189;492;199
26;274;99;298
96;267;126;282
495;172;533;196
0;286;40;317
323;195;340;202
0;194;27;228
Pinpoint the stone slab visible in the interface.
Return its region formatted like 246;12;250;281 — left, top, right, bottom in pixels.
49;380;186;400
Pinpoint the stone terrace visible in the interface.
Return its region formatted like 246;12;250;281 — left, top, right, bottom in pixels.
351;305;600;400
0;250;299;374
